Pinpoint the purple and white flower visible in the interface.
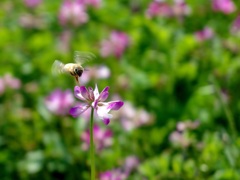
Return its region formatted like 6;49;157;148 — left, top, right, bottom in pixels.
81;125;113;151
69;85;124;125
45;89;75;116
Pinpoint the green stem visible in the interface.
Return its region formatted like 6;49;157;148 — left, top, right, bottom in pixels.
211;77;237;138
90;107;95;180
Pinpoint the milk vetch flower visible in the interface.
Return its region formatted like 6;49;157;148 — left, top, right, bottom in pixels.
69;85;124;125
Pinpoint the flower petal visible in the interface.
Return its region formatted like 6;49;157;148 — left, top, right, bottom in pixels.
98;91;109;102
80;86;89;100
74;86;86;101
103;118;110;125
88;87;94;100
107;101;124;110
98;86;109;101
69;104;89;117
93;84;99;99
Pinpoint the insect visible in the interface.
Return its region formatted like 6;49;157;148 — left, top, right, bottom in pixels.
52;51;95;82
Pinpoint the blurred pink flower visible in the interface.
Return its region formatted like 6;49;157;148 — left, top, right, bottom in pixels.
58;30;72;52
81;125;113;151
169;120;200;148
146;1;173;18
172;0;191;17
100;31;129;59
177;120;200;132
80;65;111;85
231;15;240;34
116;102;152;131
3;74;21;89
123;156;139;174
100;156;139;180
212;0;235;14
24;0;42;7
0;74;21;95
59;0;88;26
100;169;128;180
169;131;190;147
195;27;214;42
45;89;75;116
69;85;124;125
146;0;190;18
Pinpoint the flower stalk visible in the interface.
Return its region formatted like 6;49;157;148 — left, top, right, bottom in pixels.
90;107;95;180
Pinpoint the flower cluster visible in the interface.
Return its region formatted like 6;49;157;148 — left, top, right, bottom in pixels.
59;0;101;26
100;31;129;59
81;125;113;152
69;85;124;125
231;15;240;35
169;120;200;148
99;156;139;180
24;0;42;8
45;89;74;116
194;27;214;42
114;101;152;131
0;74;21;95
212;0;235;14
146;0;191;18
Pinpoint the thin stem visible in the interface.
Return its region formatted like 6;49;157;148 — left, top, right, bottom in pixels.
211;77;237;138
90;107;95;180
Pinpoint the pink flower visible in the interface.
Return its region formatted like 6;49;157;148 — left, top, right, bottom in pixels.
116;102;152;131
99;170;128;180
231;15;240;34
99;156;139;180
69;85;124;125
45;89;75;116
195;27;214;42
0;74;21;95
81;125;113;151
145;1;173;18
100;31;129;59
24;0;42;7
3;74;21;89
59;0;88;26
172;0;191;17
80;65;111;85
212;0;235;14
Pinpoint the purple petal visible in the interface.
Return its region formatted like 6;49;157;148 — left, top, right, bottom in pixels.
98;91;109;102
103;118;110;125
69;105;89;117
88;87;94;100
80;86;89;100
107;101;124;110
74;86;85;100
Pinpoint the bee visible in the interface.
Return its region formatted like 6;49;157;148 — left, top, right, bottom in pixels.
52;51;95;82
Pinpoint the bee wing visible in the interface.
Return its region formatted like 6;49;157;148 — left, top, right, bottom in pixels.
74;51;96;65
52;60;65;75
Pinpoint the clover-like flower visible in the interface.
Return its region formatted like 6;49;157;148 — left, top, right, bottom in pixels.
69;85;124;125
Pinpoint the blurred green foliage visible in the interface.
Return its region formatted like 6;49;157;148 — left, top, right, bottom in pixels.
1;0;240;179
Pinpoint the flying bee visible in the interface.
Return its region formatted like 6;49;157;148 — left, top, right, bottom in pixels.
52;51;95;82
